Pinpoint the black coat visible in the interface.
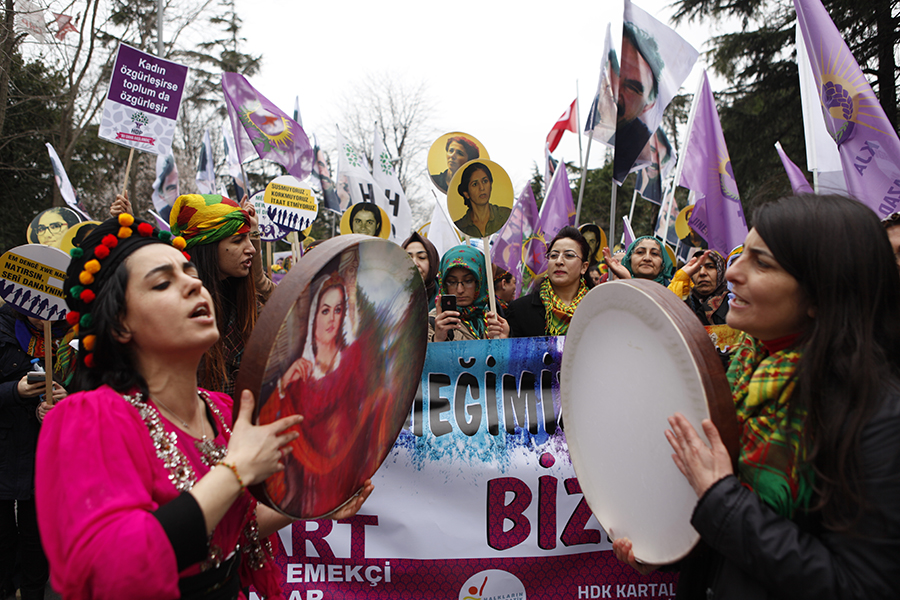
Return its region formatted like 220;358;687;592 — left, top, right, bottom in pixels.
676;388;900;599
506;292;547;338
0;304;43;500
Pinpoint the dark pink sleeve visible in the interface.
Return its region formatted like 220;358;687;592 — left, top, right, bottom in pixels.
35;388;182;600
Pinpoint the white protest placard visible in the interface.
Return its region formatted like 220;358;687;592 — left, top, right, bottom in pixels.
98;44;189;155
0;245;70;321
261;175;318;234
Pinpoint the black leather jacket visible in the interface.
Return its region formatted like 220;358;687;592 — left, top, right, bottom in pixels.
676;389;900;599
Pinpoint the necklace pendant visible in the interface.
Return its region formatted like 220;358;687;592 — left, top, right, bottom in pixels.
195;436;226;465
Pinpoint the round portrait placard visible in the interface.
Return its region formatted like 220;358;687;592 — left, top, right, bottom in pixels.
262;175;318;234
27;207;84;249
59;221;102;255
579;223;608;264
447;159;513;239
0;244;71;321
235;235;428;518
427;132;490;195
339;203;391;239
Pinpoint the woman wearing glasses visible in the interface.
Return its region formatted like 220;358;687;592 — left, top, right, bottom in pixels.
507;226;591;337
429;245;509;341
28;208;82;249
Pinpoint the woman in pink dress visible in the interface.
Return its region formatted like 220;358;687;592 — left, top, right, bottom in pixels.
34;215;372;600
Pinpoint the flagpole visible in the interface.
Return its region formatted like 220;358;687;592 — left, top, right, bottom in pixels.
157;0;163;56
663;73;705;244
576;82;584;192
609;184;618;250
42;321;54;406
627;187;638;228
576;135;593;225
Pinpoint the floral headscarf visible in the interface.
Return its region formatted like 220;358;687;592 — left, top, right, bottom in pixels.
438;245;489;339
623;236;675;286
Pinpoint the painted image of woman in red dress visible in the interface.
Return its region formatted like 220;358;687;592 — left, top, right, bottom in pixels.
258;271;388;518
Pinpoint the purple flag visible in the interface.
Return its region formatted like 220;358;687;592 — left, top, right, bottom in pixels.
775;141;814;194
680;72;748;256
221;73;313;181
794;0;900;217
491;185;544;298
539;163;576;241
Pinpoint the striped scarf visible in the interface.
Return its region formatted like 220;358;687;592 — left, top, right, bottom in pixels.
728;333;812;517
539;277;588;336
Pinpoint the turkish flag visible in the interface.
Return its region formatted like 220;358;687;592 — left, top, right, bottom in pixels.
546;99;577;153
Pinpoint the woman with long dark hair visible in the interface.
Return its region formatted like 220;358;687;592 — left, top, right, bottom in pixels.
614;195;900;599
169;195;274;395
36;215;371;599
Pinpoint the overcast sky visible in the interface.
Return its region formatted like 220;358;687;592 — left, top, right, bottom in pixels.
234;0;731;215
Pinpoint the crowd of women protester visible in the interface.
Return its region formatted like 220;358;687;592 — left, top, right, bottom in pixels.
2;190;900;599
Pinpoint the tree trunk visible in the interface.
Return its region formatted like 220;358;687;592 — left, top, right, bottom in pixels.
874;0;897;129
0;0;17;139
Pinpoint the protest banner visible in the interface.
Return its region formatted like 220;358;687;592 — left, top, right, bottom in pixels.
98;43;189;155
256;337;679;599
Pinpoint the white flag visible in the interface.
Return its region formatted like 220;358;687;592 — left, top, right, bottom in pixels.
16;0;50;42
335;127;379;214
372;130;413;242
222;117;246;199
796;24;846;194
45;143;89;219
584;23;619;147
427;196;462;259
195;128;217;194
151;153;180;217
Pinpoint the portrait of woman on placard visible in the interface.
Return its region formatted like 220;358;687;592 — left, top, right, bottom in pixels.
431;135;480;194
257;267;392;518
27;207;82;249
452;162;512;238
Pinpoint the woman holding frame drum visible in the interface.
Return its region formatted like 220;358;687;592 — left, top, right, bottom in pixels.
614;195;900;599
35;215;371;600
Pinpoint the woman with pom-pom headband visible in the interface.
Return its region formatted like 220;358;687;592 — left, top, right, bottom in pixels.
36;214;372;599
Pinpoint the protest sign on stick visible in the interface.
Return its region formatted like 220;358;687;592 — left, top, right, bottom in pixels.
98;44;189;157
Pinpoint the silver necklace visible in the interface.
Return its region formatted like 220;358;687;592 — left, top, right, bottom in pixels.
152;394;224;462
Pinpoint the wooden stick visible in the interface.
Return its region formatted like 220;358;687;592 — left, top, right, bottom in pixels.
483;244;497;337
42;320;54;405
121;148;135;196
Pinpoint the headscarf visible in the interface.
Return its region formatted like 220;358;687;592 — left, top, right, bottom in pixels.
438;245;489;339
623;236;675;286
300;271;355;380
689;250;729;323
402;231;439;310
169;194;250;249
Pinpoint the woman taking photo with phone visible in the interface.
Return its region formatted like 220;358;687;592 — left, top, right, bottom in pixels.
429;245;508;341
